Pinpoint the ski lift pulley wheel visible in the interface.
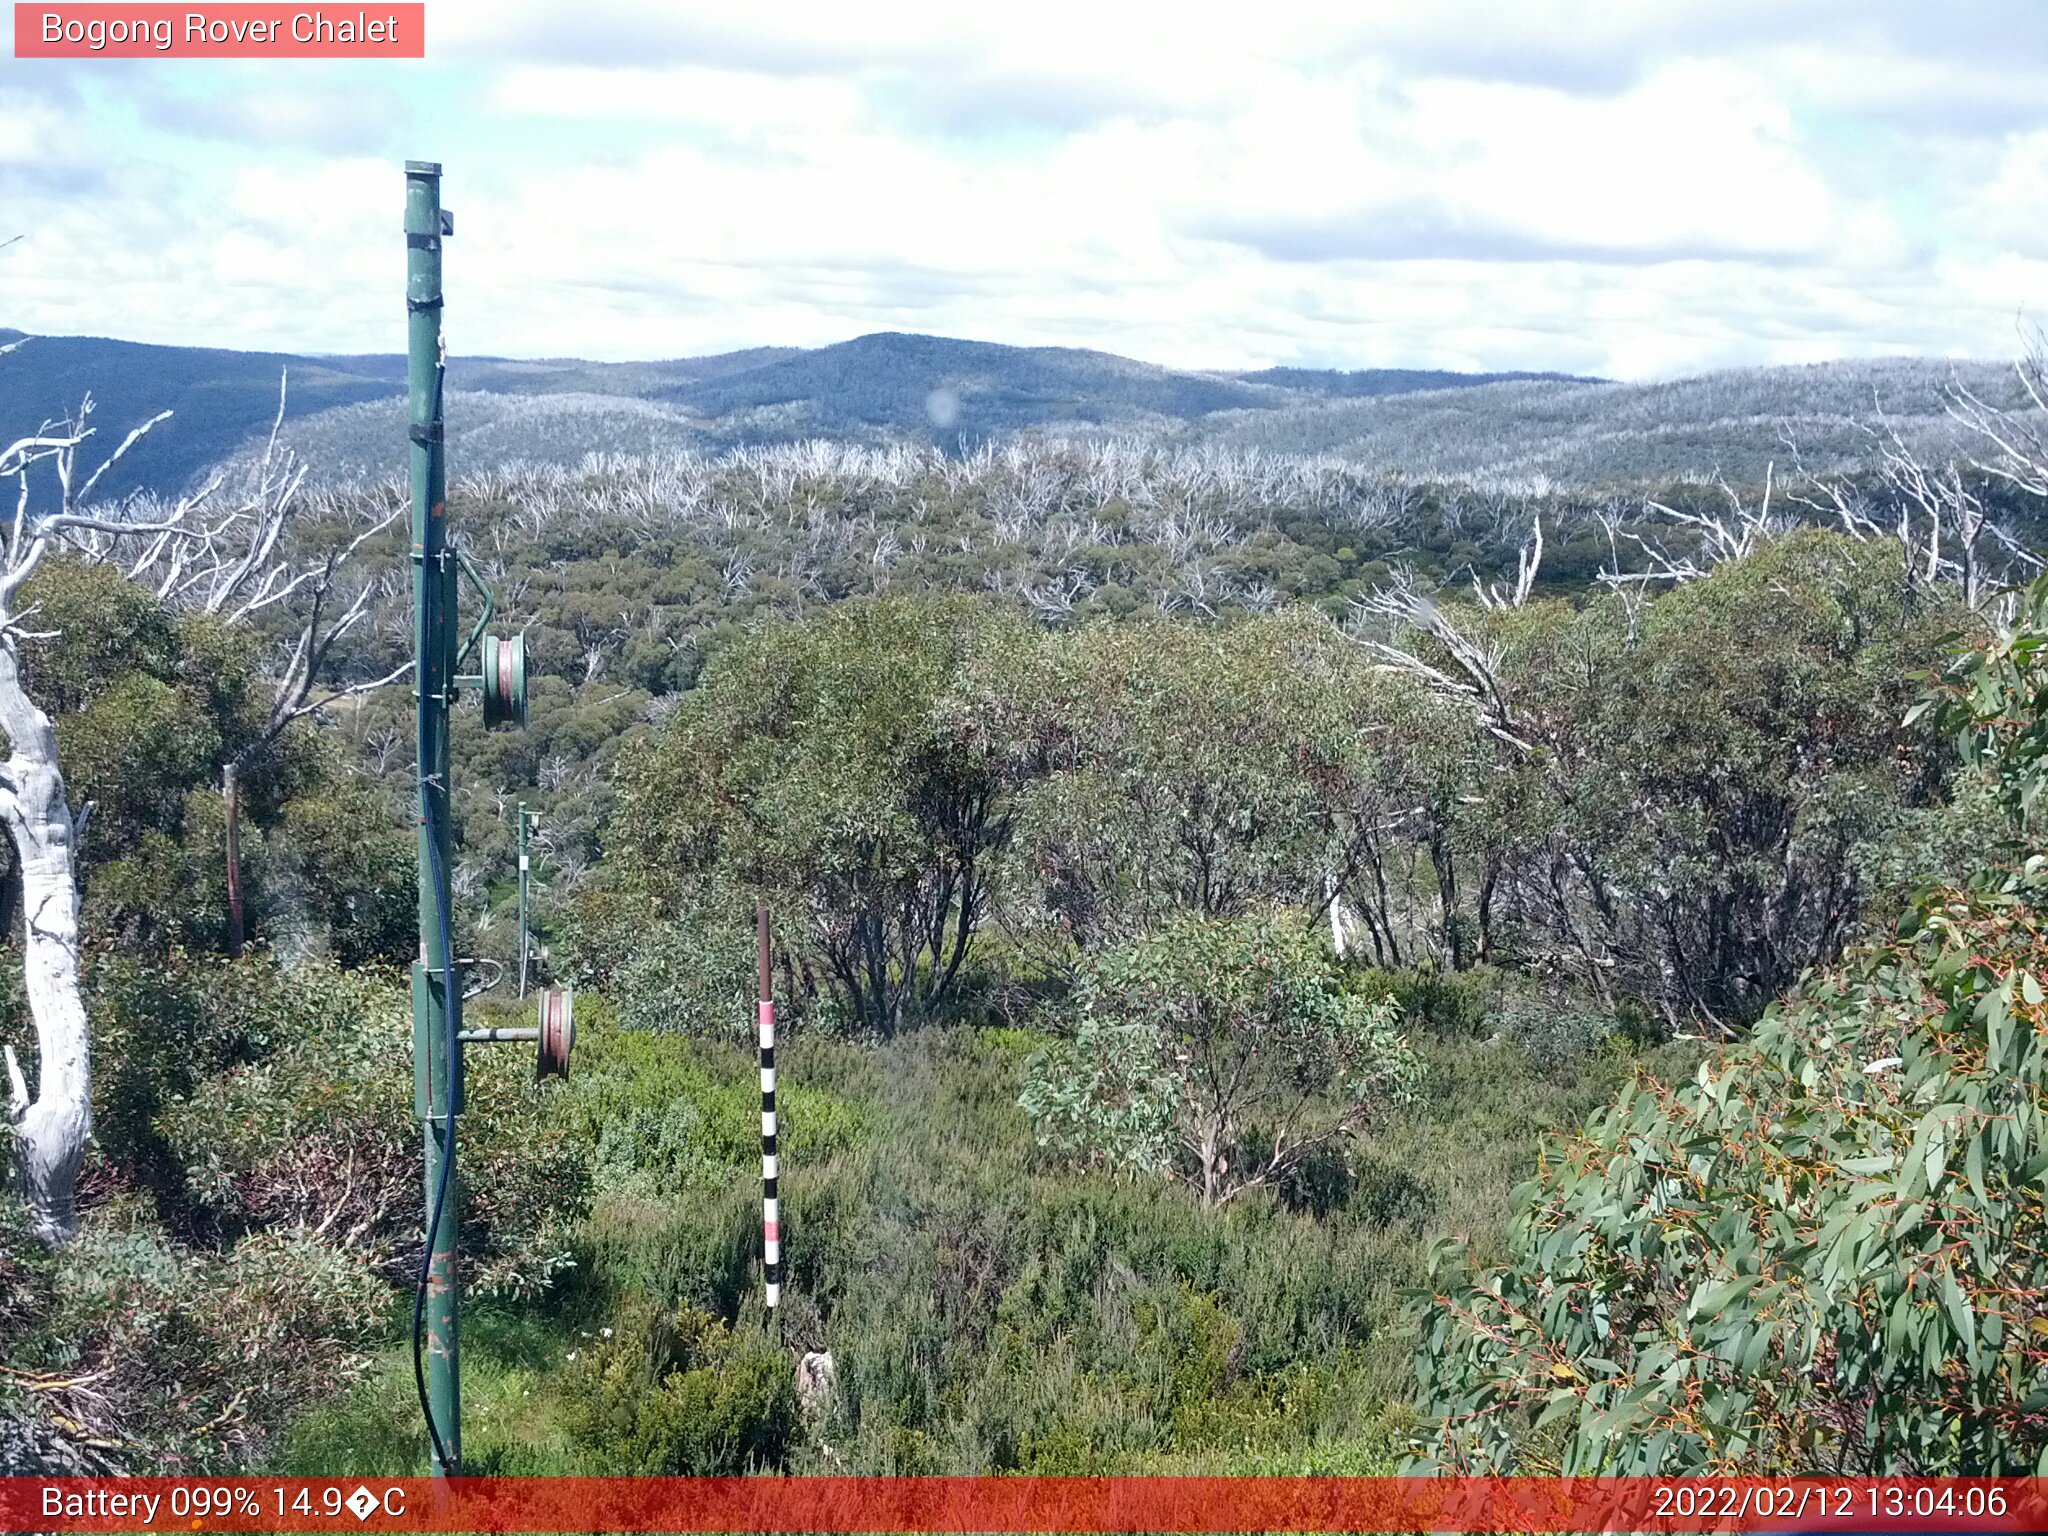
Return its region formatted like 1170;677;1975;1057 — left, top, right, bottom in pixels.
482;631;527;729
537;986;574;1080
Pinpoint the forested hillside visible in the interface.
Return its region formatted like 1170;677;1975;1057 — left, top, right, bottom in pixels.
0;329;1584;503
5;338;2048;1478
14;324;2025;503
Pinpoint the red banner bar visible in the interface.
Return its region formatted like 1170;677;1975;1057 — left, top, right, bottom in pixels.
13;4;425;58
2;1477;2044;1533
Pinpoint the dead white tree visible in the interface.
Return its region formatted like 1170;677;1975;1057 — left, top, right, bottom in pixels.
1;370;404;1239
1357;514;1546;740
1606;351;2048;616
1472;514;1544;611
70;379;409;953
0;392;222;1244
1352;569;1533;755
1594;463;1787;601
1782;385;2045;615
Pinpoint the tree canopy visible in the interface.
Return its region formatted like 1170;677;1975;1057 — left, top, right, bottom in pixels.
1414;571;2048;1475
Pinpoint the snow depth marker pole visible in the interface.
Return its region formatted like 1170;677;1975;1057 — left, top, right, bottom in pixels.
759;905;780;1319
516;800;540;997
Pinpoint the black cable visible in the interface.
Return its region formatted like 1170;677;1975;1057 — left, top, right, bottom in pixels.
411;356;459;1477
411;803;458;1475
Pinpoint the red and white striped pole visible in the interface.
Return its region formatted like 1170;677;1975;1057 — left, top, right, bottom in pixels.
758;906;779;1318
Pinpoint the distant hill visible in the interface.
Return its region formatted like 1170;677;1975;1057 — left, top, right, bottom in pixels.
1195;356;2032;487
0;328;396;503
1229;365;1588;398
4;324;2031;499
0;327;1604;499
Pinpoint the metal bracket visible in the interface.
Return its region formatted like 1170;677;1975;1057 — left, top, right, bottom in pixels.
453;545;496;671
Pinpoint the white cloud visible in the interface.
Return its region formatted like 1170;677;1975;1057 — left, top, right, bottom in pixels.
1965;130;2048;260
491;64;868;136
0;91;69;163
1178;60;1842;266
3;1;2047;379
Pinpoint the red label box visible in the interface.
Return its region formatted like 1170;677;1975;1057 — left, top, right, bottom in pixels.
2;1476;2045;1533
14;3;425;57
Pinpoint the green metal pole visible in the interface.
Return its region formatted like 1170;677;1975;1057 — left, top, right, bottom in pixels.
517;800;529;999
406;159;461;1478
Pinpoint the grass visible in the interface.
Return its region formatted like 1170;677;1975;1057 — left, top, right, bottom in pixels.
278;998;1694;1476
281;1301;597;1476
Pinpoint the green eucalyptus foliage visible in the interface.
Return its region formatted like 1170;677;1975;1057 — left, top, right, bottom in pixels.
18;559;266;951
5;556;412;962
1415;866;2048;1474
1915;573;2048;836
613;594;1032;1036
1468;532;1958;1025
1413;572;2048;1475
985;609;1461;954
268;758;416;968
1022;913;1419;1206
609;915;755;1038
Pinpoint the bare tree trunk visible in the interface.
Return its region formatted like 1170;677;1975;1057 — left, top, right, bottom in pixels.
1324;874;1353;958
1476;856;1499;965
0;836;20;947
0;644;90;1246
223;761;244;958
1366;840;1399;966
1428;814;1468;970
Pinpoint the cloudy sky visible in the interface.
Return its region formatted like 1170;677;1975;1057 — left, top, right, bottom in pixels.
4;1;2048;378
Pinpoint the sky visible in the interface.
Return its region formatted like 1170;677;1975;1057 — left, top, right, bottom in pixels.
4;1;2048;379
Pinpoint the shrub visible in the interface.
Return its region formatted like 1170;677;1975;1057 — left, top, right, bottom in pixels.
561;1300;797;1474
158;960;589;1299
1022;913;1419;1205
1415;567;2048;1474
611;907;758;1041
35;1202;388;1471
271;768;416;968
1488;990;1644;1077
1416;863;2048;1473
557;1001;868;1201
1342;963;1497;1039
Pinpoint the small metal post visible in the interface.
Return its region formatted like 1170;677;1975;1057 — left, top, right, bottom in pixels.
517;800;531;999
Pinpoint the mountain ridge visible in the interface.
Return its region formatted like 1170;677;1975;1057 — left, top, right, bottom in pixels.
4;324;2026;498
0;325;1599;498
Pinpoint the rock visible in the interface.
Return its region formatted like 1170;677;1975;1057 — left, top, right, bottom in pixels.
796;1350;836;1415
0;1410;97;1476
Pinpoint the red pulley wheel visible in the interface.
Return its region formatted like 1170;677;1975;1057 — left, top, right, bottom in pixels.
537;986;574;1080
481;632;527;729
